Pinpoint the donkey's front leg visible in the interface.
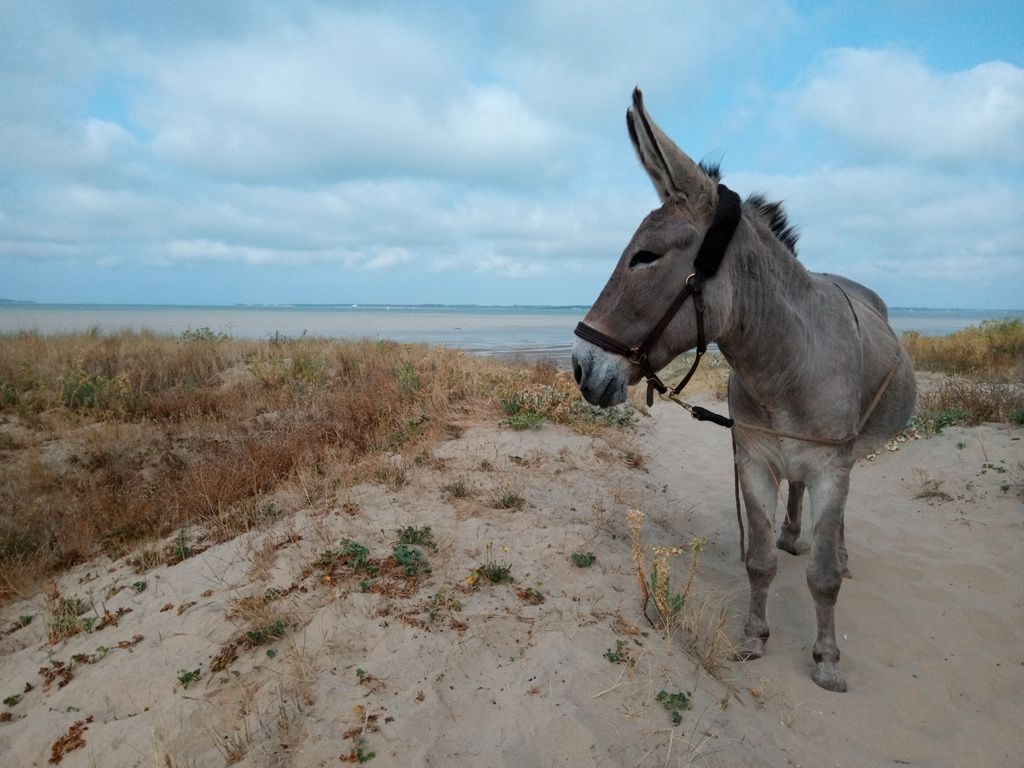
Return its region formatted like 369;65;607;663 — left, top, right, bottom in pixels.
735;460;779;661
807;469;851;692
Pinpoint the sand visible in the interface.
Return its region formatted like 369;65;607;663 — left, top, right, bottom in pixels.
1;391;1021;767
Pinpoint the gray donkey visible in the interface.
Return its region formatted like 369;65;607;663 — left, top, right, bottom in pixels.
572;90;916;692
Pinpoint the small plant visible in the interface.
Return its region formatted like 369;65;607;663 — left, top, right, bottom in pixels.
1014;408;1024;426
342;736;376;763
570;552;596;568
934;407;969;431
494;487;525;510
392;544;430;577
441;480;470;499
395;526;437;552
472;561;513;585
171;529;193;562
627;510;707;638
317;539;377;575
649;555;686;624
7;615;33;634
130;580;147;593
603;639;632;664
505;410;545;430
468;543;513;587
177;667;202;689
46;594;94;643
244;619;291;646
181;326;229;342
3;694;21;707
655;689;692;725
424;591;462;622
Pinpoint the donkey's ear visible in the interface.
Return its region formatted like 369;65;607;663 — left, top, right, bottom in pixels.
627;88;714;204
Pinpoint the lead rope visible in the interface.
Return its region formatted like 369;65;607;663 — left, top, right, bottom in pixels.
663;353;901;563
732;433;746;563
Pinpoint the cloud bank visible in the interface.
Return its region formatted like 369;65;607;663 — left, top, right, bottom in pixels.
0;1;1020;308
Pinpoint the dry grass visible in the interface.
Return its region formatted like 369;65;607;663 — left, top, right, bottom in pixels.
914;375;1024;430
902;319;1024;376
901;319;1024;430
0;331;632;602
655;351;731;401
625;509;730;678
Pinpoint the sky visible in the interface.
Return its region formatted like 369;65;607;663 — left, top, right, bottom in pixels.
1;0;1022;309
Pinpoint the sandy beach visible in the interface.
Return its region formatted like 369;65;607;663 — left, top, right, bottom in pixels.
1;387;1021;767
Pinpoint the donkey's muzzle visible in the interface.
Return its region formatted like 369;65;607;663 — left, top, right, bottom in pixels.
571;340;629;408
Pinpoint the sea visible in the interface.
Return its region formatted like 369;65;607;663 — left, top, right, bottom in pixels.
1;303;1021;366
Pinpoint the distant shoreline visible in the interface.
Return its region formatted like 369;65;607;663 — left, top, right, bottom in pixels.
1;305;1021;369
2;299;1022;313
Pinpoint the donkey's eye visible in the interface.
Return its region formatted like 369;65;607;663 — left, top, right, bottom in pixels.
629;249;662;268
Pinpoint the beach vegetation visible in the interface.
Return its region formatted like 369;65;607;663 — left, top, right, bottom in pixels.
603;639;634;664
570;551;596;568
0;332;633;603
468;543;514;587
902;320;1024;430
244;619;292;647
902;319;1023;375
394;526;437;552
915;376;1024;431
177;667;202;689
494;486;526;510
655;689;692;725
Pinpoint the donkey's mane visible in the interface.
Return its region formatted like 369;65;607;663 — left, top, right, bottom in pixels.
698;160;722;181
745;193;799;257
699;160;798;256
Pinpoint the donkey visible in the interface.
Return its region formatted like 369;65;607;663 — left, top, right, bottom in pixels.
572;89;916;692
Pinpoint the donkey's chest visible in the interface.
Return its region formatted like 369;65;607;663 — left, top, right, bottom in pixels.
734;430;852;484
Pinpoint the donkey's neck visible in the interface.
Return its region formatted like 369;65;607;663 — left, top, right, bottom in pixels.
714;238;825;407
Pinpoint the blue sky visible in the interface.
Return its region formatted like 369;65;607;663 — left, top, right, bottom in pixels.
1;0;1022;309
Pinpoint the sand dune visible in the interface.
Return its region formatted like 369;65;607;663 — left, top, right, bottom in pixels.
1;393;1021;767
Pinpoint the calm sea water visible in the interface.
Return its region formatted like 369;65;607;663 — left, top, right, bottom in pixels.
1;304;1020;365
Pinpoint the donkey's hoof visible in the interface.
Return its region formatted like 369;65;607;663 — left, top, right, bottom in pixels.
734;637;765;661
776;536;809;556
812;663;847;692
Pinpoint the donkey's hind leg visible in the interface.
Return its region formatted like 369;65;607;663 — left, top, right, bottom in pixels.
779;481;850;576
734;460;779;661
807;469;851;692
776;481;810;555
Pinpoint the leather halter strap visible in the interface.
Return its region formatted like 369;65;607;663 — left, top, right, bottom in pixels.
575;183;742;406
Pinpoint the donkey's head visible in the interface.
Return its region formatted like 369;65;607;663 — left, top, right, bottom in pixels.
572;89;741;407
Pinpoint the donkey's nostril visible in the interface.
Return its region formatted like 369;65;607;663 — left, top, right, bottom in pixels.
572;359;583;385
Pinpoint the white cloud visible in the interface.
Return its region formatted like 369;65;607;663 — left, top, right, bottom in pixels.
794;48;1024;167
131;10;564;185
493;0;796;125
364;247;414;271
729;164;1024;307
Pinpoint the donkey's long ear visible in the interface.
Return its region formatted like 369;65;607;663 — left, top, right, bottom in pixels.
627;88;714;204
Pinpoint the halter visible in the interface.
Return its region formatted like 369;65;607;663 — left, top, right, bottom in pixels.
575;183;743;411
